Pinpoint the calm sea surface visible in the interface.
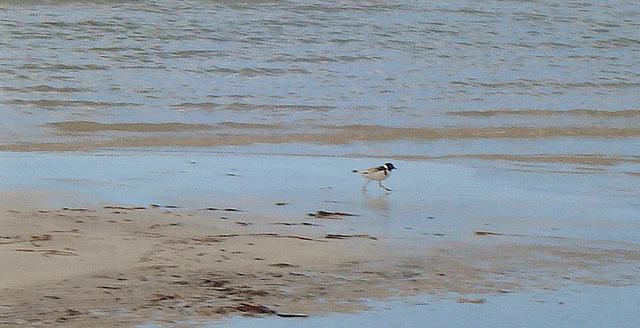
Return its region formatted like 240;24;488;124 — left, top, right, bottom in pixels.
1;0;640;155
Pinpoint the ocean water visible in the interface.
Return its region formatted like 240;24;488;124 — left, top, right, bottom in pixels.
2;0;640;327
1;0;640;153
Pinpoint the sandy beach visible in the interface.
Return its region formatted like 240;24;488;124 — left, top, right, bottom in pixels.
2;190;639;327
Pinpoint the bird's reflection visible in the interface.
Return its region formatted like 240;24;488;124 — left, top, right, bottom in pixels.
361;190;390;215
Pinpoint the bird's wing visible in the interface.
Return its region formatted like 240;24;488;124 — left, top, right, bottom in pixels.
371;165;386;172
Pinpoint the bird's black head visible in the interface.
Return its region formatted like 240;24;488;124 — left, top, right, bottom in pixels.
385;163;396;171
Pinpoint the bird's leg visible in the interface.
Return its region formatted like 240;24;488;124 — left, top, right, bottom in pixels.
362;179;371;191
378;181;392;192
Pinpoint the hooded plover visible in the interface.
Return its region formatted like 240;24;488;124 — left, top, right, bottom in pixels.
353;162;396;192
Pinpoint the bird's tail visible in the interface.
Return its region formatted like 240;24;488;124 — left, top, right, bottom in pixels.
352;170;359;173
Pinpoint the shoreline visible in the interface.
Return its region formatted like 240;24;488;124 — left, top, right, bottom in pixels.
1;202;639;327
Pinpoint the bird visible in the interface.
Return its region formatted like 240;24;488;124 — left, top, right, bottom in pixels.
352;162;396;192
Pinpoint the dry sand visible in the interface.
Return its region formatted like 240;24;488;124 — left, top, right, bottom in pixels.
1;200;639;327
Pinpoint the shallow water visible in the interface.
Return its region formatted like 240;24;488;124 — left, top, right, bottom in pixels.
210;283;640;328
2;149;639;244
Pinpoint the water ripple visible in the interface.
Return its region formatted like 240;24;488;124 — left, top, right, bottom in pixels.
1;0;639;148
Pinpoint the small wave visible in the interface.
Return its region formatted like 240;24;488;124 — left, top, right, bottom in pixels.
46;121;212;133
449;80;640;89
18;63;109;71
191;66;310;77
171;102;220;110
448;109;640;118
292;55;338;63
90;46;146;53
217;122;284;129
556;82;640;89
2;85;91;93
46;121;284;133
347;154;640;166
6;99;138;108
166;50;229;59
595;37;640;48
319;125;640;140
171;102;334;112
328;38;360;44
265;54;380;64
441;154;640;166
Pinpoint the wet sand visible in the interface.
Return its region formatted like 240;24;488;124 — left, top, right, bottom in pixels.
1;149;639;327
1;198;639;327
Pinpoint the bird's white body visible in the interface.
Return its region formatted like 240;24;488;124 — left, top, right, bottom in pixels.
353;163;396;191
355;166;392;181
